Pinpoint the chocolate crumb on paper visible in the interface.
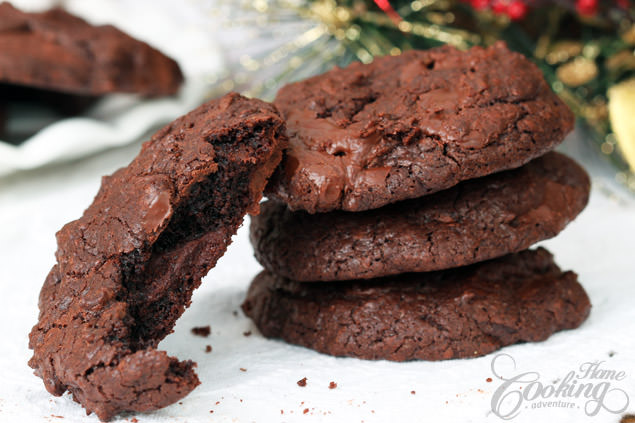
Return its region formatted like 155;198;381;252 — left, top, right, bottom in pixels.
191;326;211;337
297;377;307;387
329;381;337;389
205;345;212;353
621;415;635;423
243;330;252;337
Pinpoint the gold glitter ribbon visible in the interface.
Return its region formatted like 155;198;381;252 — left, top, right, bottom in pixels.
608;78;635;174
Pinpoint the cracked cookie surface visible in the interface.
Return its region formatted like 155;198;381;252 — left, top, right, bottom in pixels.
267;42;574;213
28;93;286;421
242;248;591;361
0;3;182;96
251;152;590;282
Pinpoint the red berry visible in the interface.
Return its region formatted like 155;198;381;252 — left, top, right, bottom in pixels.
506;1;527;19
576;0;598;15
491;0;507;14
470;0;491;10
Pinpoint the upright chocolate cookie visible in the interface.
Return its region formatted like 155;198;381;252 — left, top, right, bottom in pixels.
251;152;590;281
242;248;591;361
0;3;183;96
268;42;574;213
28;93;286;421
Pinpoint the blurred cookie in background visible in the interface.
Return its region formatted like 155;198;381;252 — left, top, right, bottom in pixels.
0;2;183;142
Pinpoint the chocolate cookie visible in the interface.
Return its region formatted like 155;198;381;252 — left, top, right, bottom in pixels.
267;42;574;213
28;93;286;421
251;152;590;281
0;3;183;96
242;248;591;361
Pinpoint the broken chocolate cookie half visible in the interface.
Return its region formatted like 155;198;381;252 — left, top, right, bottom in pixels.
28;93;286;421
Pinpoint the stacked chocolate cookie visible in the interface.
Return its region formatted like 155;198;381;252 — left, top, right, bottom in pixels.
243;42;592;361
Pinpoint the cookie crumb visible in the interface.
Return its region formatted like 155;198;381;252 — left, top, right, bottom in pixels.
215;401;220;405
486;377;492;383
303;408;309;414
243;330;252;337
411;390;416;395
130;419;138;423
209;410;214;414
297;377;307;387
329;381;337;389
191;326;211;337
205;345;212;353
621;415;635;423
281;410;284;414
240;368;247;372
